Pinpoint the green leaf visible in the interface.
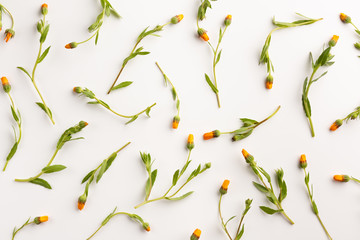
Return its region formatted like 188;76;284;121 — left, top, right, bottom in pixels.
312;201;319;214
280;181;287;202
224;216;236;227
204;73;218;93
105;153;118;172
96;160;108;183
259;206;280;215
302;77;308;94
42;165;67;173
81;170;96;184
240;118;258;126
95;32;99;45
29;178;52;189
215;50;222;65
110;9;121;18
37;46;51;63
101;207;117;225
17;67;31;79
312;71;328;82
172;170;180;186
151;169;157;186
165;191;193;201
6;142;18;161
35;102;52;118
145;107;151;117
171;88;177;100
40;25;50;43
125;116;138;124
302;96;312;118
235;225;245;240
258;167;271;183
10;105;19;122
112;81;133;91
180;160;191;175
252;181;268;193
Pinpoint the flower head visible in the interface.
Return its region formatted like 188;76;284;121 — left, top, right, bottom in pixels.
340;13;351;23
172;115;180;129
203;130;220;140
191;229;201;240
187;134;195;150
197;28;209;41
242;149;254;163
78;194;87;211
1;76;11;93
220;179;230;195
65;42;78;49
224;15;232;26
4;29;15;42
143;222;151;232
300;154;307;169
41;3;48;15
73;86;83;93
330;119;343;131
329;35;339;47
265;75;273;89
333;175;350;182
34;216;49;224
171;14;184;24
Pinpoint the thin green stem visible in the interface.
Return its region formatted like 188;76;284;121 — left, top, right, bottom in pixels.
350;177;360;183
316;214;333;240
235;214;245;238
1;4;15;29
351;22;360;32
12;220;34;240
219;195;233;240
304;66;319;137
255;105;281;127
78;29;100;45
14;148;59;182
278;203;295;225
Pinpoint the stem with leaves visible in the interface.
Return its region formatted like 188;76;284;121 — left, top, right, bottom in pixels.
330;106;360;132
12;216;48;240
86;207;150;240
242;149;294;225
73;87;156;124
135;134;211;209
155;62;181;129
65;0;120;49
300;154;333;239
302;36;338;137
14;121;88;189
107;14;183;94
203;106;280;141
260;13;322;89
17;5;54;124
339;13;360;53
78;142;130;210
0;3;16;42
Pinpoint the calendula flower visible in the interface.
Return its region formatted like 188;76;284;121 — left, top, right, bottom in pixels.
340;13;351;23
34;216;49;224
224;15;232;26
4;28;14;42
191;229;201;240
329;35;339;47
203;130;220;140
41;3;48;15
300;154;307;169
333;175;350;182
265;75;273;89
78;194;87;211
242;149;254;163
330;119;343;131
143;222;151;231
219;179;229;195
197;28;209;41
1;76;11;93
171;14;184;24
172;116;180;129
65;42;78;49
187;134;194;150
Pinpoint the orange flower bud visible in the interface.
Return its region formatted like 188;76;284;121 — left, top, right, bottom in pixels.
329;35;339;47
34;216;49;224
333;175;350;182
340;13;351;23
242;149;254;163
191;229;201;240
41;3;48;15
78;194;87;211
300;154;307;169
1;76;11;93
265;75;273;89
171;14;184;24
203;130;220;140
224;15;232;26
187;134;194;150
197;28;209;41
172;116;180;129
4;29;15;42
330;119;343;131
65;42;78;49
143;222;151;231
220;179;230;194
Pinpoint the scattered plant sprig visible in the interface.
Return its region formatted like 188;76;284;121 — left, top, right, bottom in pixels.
199;15;232;108
17;4;54;124
73;86;156;124
241;149;294;224
65;0;120;49
86;207;150;240
260;13;322;89
330;106;360;131
1;77;22;171
0;3;15;42
218;180;252;240
203;105;280;141
12;216;48;240
78;142;131;211
302;35;338;137
333;174;360;183
339;13;360;52
107;14;183;94
299;154;333;240
134;134;211;208
14;121;88;189
155;62;181;129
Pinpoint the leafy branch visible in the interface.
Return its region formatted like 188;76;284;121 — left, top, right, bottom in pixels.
73;87;156;124
14;121;88;189
78;142;131;210
12;216;48;240
260;13;322;89
17;4;54;124
330;106;360;131
242;149;294;224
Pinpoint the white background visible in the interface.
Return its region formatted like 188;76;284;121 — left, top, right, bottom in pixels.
0;0;360;239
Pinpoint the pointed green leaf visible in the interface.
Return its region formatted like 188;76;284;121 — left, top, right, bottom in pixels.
105;153;118;171
96;160;108;183
42;165;67;173
259;206;280;215
17;67;31;79
172;169;180;186
10;105;19;122
125;116;138;124
252;181;268;193
205;73;218;93
82;170;96;184
35;102;52;118
165;191;193;201
29;178;52;189
6;142;18;161
215;50;222;65
37;46;51;63
112;81;133;91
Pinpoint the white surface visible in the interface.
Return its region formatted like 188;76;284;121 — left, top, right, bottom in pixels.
0;0;360;239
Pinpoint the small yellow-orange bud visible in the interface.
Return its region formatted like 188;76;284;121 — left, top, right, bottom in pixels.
333;175;350;182
191;229;201;240
340;13;351;23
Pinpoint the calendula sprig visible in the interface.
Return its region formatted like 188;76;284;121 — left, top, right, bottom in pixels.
191;229;202;240
73;87;156;124
333;174;360;183
155;62;181;129
242;149;294;224
78;142;130;211
1;77;22;171
218;180;252;240
0;3;15;42
12;216;48;240
203;106;280;141
200;15;232;108
196;0;217;41
330;106;360;131
107;14;183;94
14;121;88;189
260;13;322;89
17;4;54;124
65;0;120;49
135;134;211;208
86;207;150;240
302;35;338;137
299;154;333;240
339;13;360;52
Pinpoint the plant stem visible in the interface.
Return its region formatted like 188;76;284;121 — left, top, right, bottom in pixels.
1;4;15;29
14;148;59;182
12;220;34;240
350;177;360;183
304;66;319;137
255;105;281;127
219;195;233;240
78;29;100;45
